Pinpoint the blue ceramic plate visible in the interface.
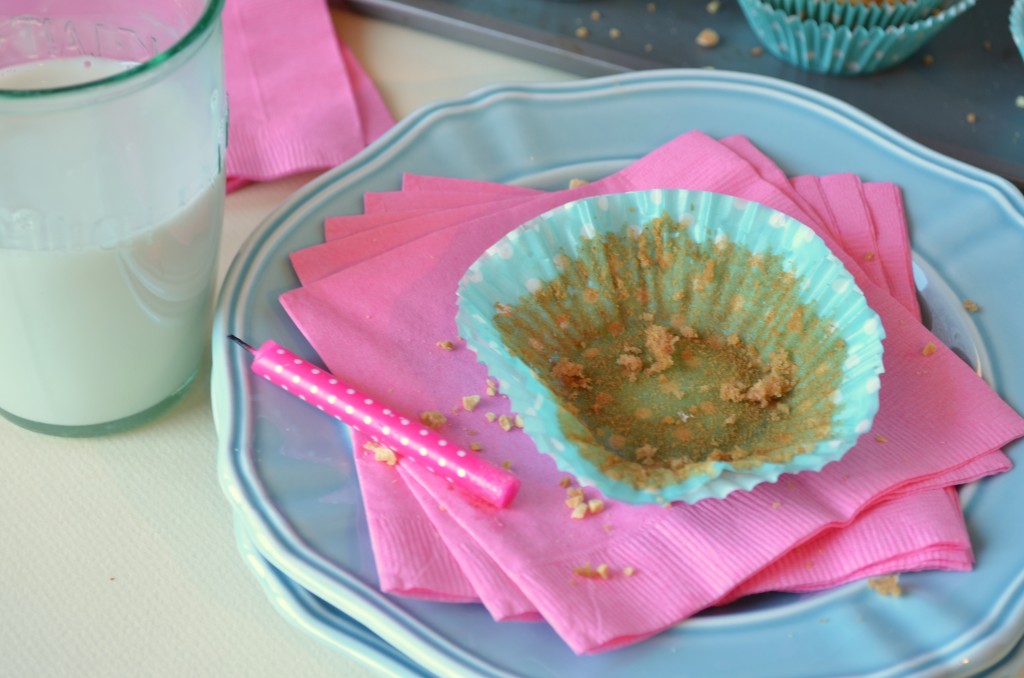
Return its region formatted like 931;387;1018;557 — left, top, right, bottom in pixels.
213;69;1024;677
233;521;1024;678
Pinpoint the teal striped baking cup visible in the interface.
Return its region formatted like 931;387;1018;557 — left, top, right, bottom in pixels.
738;0;977;75
763;0;944;29
455;190;886;505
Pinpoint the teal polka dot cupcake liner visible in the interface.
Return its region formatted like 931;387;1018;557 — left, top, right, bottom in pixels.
765;0;945;30
738;0;977;75
455;190;885;505
1012;0;1024;60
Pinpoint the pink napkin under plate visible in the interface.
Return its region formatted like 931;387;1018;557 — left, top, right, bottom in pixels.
221;0;393;192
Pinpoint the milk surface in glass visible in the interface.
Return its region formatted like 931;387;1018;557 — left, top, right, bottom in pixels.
0;56;225;431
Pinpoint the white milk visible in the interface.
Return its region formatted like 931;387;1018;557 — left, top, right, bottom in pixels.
0;57;224;428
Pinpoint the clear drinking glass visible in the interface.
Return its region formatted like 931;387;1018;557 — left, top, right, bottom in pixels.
0;0;227;436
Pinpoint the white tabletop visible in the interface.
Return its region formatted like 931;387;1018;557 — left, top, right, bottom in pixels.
0;8;573;677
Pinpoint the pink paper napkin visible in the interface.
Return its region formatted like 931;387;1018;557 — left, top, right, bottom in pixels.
309;140;997;622
222;0;393;192
281;131;1022;654
313;161;1012;626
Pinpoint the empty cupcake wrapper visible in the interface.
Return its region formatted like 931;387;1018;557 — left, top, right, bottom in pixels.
764;0;945;29
1012;0;1024;60
738;0;977;75
456;190;885;504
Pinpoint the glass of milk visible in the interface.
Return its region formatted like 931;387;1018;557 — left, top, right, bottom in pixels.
0;1;227;436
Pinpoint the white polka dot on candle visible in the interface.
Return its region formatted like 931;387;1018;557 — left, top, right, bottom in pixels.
363;416;372;425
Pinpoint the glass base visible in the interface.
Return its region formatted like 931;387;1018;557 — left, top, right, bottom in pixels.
0;370;197;438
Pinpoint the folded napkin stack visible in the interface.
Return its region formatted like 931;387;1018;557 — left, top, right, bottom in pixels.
221;0;394;192
279;130;1024;654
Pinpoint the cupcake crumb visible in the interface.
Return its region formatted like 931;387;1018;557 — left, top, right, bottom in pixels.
470;442;484;452
706;0;720;13
623;566;636;576
484;412;497;422
751;46;763;56
609;27;622;40
575;26;589;39
864;251;875;261
461;395;481;411
963;299;979;313
590;10;601;20
486;378;499;396
573;563;598;578
875;435;888;443
646;2;657;12
364;441;398;466
553;358;591;393
568;178;590;189
420;410;447;429
867;574;903;597
573;563;612;579
559;476;573;488
498;414;514;432
966;112;977;124
696;28;720;48
1015;96;1024;109
922;342;938;356
436;340;455;350
923;54;934;66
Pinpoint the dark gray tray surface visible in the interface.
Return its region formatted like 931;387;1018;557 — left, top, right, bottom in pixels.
344;0;1024;187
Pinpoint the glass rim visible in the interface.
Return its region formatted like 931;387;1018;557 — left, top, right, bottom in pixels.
0;0;226;99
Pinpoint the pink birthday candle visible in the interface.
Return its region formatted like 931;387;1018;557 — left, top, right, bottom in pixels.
230;336;520;509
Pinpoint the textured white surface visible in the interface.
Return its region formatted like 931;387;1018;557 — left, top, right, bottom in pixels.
0;9;572;677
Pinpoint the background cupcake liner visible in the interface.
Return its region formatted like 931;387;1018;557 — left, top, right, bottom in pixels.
738;0;977;75
765;0;945;30
1012;0;1024;60
456;190;885;504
